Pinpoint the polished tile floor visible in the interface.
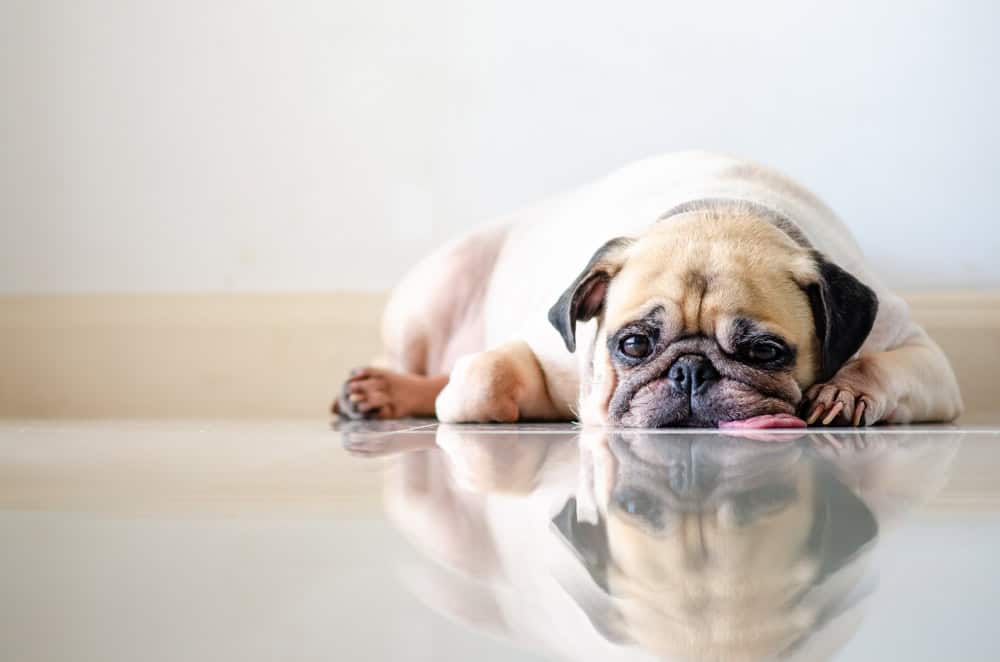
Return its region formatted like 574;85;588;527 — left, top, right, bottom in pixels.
2;420;999;661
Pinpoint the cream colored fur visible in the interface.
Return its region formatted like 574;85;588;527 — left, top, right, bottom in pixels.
376;151;961;426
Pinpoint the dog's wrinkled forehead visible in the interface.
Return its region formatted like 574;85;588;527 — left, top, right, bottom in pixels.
603;213;818;343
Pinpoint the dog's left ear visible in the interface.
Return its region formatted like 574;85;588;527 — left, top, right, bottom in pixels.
804;253;879;382
551;497;629;644
548;237;632;353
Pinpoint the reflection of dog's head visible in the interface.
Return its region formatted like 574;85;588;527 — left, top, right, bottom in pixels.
554;433;877;661
548;200;878;427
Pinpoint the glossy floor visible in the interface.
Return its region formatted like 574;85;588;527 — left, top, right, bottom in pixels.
2;420;999;661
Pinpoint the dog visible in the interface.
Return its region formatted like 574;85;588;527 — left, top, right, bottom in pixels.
358;425;961;661
334;151;962;428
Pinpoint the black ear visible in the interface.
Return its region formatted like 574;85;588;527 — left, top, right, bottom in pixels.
805;253;879;382
548;237;631;353
550;498;629;643
551;497;610;589
806;464;879;580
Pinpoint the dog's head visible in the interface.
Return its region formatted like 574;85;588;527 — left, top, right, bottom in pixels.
553;432;878;660
548;201;877;427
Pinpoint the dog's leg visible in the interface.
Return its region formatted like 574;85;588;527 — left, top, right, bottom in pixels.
333;369;449;420
332;223;510;420
435;341;569;423
803;329;963;426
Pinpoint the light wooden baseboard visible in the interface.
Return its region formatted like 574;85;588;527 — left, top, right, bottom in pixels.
0;293;387;419
2;291;998;421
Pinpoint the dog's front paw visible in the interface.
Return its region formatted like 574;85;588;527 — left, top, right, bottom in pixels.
435;353;521;423
802;360;890;427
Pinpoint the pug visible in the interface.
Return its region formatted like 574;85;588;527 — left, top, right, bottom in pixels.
367;426;960;662
551;430;880;661
334;151;962;428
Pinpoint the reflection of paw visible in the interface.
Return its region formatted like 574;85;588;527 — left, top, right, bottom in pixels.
341;432;439;457
331;367;396;420
435;426;554;493
435;354;520;423
809;431;873;457
803;360;889;427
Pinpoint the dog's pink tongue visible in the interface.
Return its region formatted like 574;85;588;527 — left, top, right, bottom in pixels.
718;413;807;430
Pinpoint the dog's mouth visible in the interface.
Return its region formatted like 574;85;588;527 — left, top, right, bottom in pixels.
718;413;807;430
613;372;804;429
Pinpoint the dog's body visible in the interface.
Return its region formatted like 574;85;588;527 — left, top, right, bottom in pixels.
336;151;962;427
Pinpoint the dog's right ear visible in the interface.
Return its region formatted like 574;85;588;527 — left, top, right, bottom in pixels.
548;237;632;353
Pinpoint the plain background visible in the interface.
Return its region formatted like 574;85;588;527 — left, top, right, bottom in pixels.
2;0;998;294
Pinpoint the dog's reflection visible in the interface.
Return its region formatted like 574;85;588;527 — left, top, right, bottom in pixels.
360;429;958;661
560;432;881;661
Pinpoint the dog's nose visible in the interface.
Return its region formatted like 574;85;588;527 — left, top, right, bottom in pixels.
667;354;719;396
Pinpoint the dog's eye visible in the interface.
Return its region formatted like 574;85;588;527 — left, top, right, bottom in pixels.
620;334;653;359
749;339;784;362
612;487;664;528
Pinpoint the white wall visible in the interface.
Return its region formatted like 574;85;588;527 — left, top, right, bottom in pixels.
1;0;997;294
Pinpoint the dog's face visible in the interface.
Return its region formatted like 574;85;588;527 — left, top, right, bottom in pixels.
549;206;878;427
601;435;824;660
553;432;878;660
